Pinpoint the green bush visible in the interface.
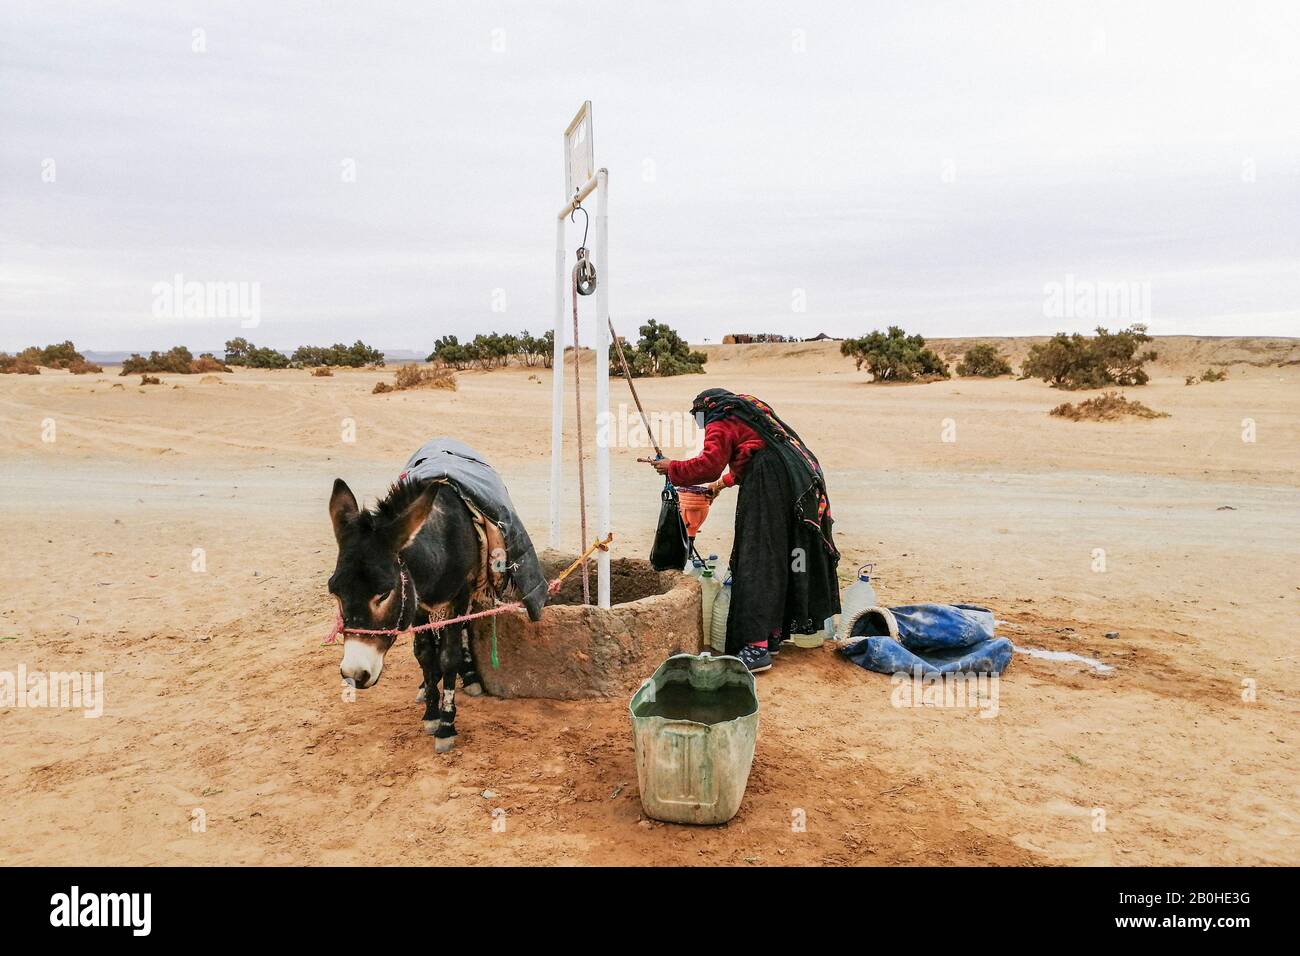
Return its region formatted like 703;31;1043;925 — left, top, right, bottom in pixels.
223;338;288;369
428;330;554;370
840;326;949;381
514;330;554;368
956;343;1012;377
1022;325;1156;389
288;340;383;368
611;319;706;377
429;335;470;369
122;347;194;375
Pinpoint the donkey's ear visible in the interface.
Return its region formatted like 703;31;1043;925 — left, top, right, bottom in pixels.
386;484;439;553
329;478;360;542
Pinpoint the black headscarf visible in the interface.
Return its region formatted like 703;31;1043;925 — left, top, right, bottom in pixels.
690;387;736;425
688;388;838;557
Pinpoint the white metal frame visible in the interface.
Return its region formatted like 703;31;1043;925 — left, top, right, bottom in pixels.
549;102;611;608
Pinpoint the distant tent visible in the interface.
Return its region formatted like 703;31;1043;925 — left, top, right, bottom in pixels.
805;332;840;341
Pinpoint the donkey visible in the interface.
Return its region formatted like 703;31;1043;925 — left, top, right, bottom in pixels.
328;476;486;753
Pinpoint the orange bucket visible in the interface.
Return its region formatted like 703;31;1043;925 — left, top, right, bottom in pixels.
676;487;713;537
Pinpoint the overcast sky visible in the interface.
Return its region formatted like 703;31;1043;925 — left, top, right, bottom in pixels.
2;0;1297;353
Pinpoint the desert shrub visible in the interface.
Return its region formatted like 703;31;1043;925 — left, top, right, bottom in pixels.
393;364;427;389
311;366;333;377
11;341;101;373
0;353;41;374
222;338;289;368
375;364;457;394
956;343;1012;377
428;330;554;370
122;347;194;375
122;347;230;375
514;330;554;367
139;374;162;385
611;320;706;377
192;354;230;373
19;340;79;368
428;335;470;369
1023;325;1157;389
461;332;515;369
1050;391;1168;421
1185;367;1228;385
248;346;289;369
840;326;949;382
290;341;384;368
222;337;252;364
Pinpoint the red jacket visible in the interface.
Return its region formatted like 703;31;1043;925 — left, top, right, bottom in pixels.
667;418;765;488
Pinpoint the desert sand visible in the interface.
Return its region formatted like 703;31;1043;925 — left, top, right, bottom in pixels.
1;336;1296;866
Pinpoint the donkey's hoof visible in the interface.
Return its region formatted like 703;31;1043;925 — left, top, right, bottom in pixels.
462;682;484;698
422;719;439;735
434;735;457;754
415;686;427;704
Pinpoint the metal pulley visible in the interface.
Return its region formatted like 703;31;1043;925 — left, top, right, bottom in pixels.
570;201;597;295
573;246;598;295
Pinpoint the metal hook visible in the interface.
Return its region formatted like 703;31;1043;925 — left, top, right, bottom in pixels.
569;203;590;250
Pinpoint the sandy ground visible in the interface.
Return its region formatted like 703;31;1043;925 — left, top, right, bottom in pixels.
1;337;1297;866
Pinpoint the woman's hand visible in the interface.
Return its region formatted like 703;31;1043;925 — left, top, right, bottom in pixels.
706;479;726;498
650;458;671;475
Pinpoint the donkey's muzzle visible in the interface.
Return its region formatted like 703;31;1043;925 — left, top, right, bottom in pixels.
340;638;385;689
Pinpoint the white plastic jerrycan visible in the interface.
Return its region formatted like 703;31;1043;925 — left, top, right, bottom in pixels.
833;563;877;642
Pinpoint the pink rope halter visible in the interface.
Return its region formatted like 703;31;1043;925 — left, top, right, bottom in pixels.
321;560;524;646
320;533;612;646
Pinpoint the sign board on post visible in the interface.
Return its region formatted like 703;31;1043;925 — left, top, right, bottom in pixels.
565;101;594;199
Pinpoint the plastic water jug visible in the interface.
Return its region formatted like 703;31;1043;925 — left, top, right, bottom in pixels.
833;563;877;642
699;569;720;651
629;653;759;825
709;577;732;653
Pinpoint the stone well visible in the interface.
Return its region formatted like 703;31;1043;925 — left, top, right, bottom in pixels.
471;551;704;700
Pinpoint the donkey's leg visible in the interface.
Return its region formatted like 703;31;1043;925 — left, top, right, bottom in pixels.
411;610;435;703
431;608;466;753
459;623;484;697
414;630;442;725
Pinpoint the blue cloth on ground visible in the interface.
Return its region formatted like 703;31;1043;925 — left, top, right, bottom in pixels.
839;603;1013;675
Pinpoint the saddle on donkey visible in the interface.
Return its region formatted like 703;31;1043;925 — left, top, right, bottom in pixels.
400;438;547;621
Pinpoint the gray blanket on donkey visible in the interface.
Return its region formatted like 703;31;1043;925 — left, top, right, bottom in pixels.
400;438;546;622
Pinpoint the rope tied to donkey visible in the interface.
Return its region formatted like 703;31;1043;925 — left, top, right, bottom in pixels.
321;532;616;647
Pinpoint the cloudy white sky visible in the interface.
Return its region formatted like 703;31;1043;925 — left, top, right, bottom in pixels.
1;0;1297;353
